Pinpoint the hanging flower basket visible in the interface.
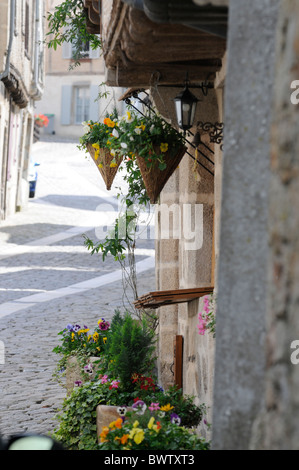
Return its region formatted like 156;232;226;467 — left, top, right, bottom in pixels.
87;143;123;191
136;144;187;204
79;109;186;199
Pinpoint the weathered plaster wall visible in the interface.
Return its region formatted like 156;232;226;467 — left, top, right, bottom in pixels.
212;0;280;450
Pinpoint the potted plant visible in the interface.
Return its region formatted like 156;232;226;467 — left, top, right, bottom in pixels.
79;108;187;202
52;318;111;393
98;402;210;450
34;114;49;128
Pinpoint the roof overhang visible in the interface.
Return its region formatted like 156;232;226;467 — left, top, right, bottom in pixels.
85;0;227;88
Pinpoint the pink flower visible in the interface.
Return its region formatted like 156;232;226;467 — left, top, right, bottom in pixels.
101;374;108;384
149;402;160;411
203;295;210;313
109;380;120;390
197;313;207;335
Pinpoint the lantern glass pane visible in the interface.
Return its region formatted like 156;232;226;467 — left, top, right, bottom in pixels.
190;102;197;128
175;100;182;127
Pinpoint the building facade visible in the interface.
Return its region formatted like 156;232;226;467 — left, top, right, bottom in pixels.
35;0;126;140
0;0;45;220
90;0;299;449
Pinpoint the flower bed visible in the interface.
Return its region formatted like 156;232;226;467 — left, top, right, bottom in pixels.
52;310;209;450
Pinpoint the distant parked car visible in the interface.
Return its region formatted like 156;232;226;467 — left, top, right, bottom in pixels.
28;157;40;198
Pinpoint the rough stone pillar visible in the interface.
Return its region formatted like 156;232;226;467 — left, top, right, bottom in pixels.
212;0;280;450
262;0;299;450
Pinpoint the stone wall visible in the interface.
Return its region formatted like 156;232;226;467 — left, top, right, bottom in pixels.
152;84;220;434
261;0;299;450
212;0;280;450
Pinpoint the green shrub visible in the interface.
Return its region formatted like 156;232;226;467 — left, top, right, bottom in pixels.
102;311;157;393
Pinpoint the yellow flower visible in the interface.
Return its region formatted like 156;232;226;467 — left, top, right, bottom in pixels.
103;337;107;344
93;332;99;341
98;163;103;168
92;143;100;150
110;161;118;168
133;420;139;428
126;111;133;123
94;150;100;161
160;403;174;412
160;142;168;153
148;417;155;429
129;428;145;445
71;332;75;342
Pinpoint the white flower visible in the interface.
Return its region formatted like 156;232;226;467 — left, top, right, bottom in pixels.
150;124;155;133
134;128;142;135
82;121;90;133
121;142;128;149
112;128;119;138
130;136;134;141
111;149;116;157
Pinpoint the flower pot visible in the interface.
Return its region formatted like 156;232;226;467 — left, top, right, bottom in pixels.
136;145;187;204
66;355;100;394
96;405;133;442
87;143;123;190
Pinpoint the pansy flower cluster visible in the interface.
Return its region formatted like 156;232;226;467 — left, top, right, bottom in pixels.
53;318;110;357
98;398;201;450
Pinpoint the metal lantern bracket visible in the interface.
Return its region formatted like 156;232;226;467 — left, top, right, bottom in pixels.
197;121;224;151
124;93;216;177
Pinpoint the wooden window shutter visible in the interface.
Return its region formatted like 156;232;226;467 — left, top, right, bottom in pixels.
61;85;72;125
89;85;99;121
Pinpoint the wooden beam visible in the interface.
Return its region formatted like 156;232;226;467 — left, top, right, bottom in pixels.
134;287;214;309
174;335;183;389
105;64;219;88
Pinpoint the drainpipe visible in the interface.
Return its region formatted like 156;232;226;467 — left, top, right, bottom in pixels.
0;0;15;82
32;0;44;99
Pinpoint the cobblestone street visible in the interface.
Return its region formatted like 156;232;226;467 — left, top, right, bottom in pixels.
0;138;155;440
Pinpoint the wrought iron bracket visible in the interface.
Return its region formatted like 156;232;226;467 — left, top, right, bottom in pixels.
197;121;224;150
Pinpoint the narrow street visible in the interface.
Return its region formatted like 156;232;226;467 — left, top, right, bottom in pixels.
0;137;155;440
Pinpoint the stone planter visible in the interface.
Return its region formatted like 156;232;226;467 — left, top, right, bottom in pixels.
96;405;133;441
66;356;100;394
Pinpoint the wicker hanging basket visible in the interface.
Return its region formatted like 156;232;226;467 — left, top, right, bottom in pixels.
136;145;187;204
87;143;123;190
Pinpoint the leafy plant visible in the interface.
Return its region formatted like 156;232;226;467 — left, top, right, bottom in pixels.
137;385;205;429
45;0;102;69
102;312;157;393
52;380;134;450
79;107;185;171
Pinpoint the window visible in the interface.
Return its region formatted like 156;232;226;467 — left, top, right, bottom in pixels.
74;87;90;124
62;35;100;60
61;85;99;126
